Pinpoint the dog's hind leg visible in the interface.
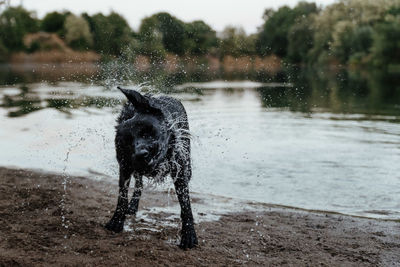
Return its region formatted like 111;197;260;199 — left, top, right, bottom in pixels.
126;174;143;215
105;167;132;233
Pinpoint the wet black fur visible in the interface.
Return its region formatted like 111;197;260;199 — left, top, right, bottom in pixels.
105;87;198;249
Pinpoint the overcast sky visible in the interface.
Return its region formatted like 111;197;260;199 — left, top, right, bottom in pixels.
14;0;336;34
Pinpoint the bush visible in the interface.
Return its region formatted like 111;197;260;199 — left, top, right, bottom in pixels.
371;16;400;69
64;14;93;50
40;11;68;36
84;12;133;55
0;6;39;51
0;39;8;62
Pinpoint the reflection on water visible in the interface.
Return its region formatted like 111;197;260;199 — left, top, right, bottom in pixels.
0;63;100;85
0;83;122;117
0;65;399;219
2;66;399;119
257;68;400;120
2;85;43;117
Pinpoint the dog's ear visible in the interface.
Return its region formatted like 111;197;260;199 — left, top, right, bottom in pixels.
118;86;149;109
118;86;162;114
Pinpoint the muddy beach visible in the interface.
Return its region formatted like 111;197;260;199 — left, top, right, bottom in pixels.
1;167;400;266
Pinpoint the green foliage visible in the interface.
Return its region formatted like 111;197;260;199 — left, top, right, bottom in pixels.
84;12;133;55
137;15;166;60
0;6;39;51
370;11;400;69
137;12;218;58
256;6;293;57
257;2;318;58
0;39;8;62
138;12;187;56
0;0;398;69
64;14;93;50
287;16;315;63
184;20;218;55
258;0;399;67
155;13;186;55
40;11;68;36
219;26;256;57
26;40;40;53
331;21;357;63
309;0;397;65
351;26;374;54
138;13;219;57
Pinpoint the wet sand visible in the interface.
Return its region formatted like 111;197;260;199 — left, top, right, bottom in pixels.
1;167;400;266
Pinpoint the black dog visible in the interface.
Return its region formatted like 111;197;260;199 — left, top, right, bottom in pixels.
105;87;198;249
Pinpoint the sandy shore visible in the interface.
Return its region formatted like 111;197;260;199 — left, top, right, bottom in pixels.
1;167;400;266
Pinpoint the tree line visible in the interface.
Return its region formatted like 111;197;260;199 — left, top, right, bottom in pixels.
0;0;399;69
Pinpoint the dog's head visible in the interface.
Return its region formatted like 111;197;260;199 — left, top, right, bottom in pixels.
116;87;170;174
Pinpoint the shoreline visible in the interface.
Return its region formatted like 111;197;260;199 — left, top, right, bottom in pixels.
1;166;400;265
3;164;397;223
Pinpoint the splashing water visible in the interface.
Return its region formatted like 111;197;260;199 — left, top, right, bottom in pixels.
60;136;86;241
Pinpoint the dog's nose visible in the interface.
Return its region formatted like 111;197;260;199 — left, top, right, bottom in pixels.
135;148;149;158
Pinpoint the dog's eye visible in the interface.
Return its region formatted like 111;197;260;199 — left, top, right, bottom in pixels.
139;127;156;139
141;133;150;139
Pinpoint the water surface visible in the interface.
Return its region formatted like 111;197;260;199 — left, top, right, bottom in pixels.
1;67;399;219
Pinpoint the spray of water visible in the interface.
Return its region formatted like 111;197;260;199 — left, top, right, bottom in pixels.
60;136;85;244
56;50;192;234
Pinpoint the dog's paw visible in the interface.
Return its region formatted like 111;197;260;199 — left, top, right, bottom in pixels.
125;208;137;215
105;217;124;233
126;202;138;215
179;226;198;249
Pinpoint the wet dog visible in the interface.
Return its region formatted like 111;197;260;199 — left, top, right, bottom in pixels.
105;87;198;249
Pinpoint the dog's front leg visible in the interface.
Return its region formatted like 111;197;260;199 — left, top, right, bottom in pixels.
126;174;143;215
174;178;198;249
105;168;131;233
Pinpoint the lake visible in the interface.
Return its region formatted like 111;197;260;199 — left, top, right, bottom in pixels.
0;64;399;219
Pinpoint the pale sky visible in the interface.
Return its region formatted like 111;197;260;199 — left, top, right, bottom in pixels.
13;0;337;34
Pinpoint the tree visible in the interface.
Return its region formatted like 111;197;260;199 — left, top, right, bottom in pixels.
137;15;166;60
40;11;69;36
84;12;133;55
0;6;39;51
256;6;294;57
347;26;374;65
331;21;356;63
64;14;93;50
138;12;187;56
257;2;318;58
287;15;316;63
308;0;395;64
155;12;186;55
184;20;217;55
0;39;8;62
219;26;255;57
371;9;400;68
